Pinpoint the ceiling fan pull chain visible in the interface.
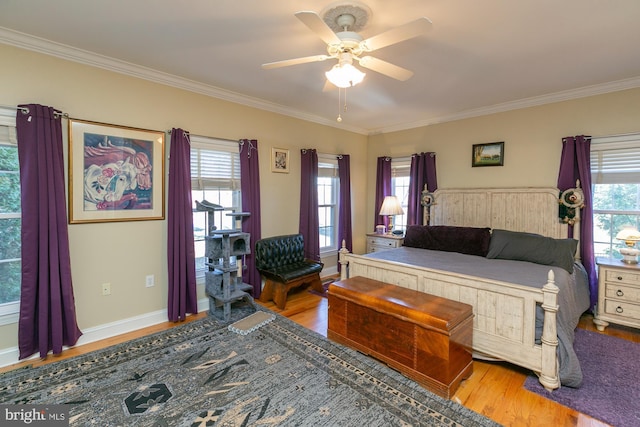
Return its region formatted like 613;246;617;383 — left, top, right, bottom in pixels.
337;87;343;122
344;87;348;112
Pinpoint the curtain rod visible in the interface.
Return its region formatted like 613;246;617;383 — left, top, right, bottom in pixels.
167;129;241;144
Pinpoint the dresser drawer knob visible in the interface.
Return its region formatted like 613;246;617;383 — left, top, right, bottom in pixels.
617;276;623;281
616;306;624;314
616;289;624;297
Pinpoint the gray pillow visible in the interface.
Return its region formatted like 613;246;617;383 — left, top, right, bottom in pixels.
487;229;578;273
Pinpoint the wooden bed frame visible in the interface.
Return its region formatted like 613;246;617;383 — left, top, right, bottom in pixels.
339;187;582;391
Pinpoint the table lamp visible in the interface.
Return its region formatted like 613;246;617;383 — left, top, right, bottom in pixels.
616;225;640;264
379;196;404;234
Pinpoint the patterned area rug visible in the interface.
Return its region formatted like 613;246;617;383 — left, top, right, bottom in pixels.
0;308;499;426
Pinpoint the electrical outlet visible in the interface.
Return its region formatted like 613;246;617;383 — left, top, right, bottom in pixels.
145;274;155;287
102;283;111;296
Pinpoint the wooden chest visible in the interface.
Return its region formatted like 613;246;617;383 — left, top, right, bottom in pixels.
327;276;473;398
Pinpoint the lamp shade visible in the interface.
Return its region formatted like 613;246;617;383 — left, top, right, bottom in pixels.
616;226;640;244
616;226;640;264
379;196;404;216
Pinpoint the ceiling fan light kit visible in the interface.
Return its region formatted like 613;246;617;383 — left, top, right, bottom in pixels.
262;3;432;121
325;63;365;88
325;52;366;88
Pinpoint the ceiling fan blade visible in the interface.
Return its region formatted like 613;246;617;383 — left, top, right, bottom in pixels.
262;55;331;69
357;56;414;81
295;11;341;45
360;17;432;52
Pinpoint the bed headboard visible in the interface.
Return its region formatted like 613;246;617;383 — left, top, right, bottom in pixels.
428;187;571;240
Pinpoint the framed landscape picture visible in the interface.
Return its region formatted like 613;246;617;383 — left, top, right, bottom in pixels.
472;141;504;167
68;119;165;223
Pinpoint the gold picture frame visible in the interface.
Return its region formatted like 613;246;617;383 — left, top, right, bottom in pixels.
271;147;290;173
68;119;165;223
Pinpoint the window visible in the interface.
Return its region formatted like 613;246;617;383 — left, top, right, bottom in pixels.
0;123;20;323
318;156;339;252
591;134;640;259
391;158;411;232
190;136;241;279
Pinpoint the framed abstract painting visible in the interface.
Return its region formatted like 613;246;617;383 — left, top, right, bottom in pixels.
68;119;165;223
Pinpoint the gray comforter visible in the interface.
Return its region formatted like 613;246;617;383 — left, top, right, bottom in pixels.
365;247;591;387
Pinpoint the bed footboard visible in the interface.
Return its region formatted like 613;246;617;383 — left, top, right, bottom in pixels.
338;245;560;390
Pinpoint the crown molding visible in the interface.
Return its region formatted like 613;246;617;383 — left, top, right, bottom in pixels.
2;26;638;137
373;76;640;134
0;27;368;135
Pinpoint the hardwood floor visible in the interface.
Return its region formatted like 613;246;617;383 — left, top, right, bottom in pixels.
3;281;638;427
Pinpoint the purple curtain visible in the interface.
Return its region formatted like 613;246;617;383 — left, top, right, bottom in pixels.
337;155;353;258
167;128;197;321
239;139;262;297
299;149;320;261
16;104;82;359
374;156;392;230
557;135;597;310
407;152;438;226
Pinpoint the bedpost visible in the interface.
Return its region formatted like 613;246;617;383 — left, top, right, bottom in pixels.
559;179;584;260
539;269;560;391
339;240;350;281
573;180;582;260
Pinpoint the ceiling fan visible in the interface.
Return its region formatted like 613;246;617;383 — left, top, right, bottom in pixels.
262;5;432;88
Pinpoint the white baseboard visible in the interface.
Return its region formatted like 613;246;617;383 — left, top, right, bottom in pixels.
322;265;338;277
0;297;211;369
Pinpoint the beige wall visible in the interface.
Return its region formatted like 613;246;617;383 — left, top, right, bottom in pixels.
367;88;640;232
0;44;367;353
2;42;639;360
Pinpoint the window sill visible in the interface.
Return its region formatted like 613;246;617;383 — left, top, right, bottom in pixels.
0;302;19;326
320;249;338;257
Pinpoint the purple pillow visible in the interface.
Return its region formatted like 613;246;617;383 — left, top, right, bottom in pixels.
403;225;491;257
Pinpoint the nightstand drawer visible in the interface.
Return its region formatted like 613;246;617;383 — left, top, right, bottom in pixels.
605;283;640;303
603;299;640;321
605;269;640;286
367;237;398;248
365;233;404;253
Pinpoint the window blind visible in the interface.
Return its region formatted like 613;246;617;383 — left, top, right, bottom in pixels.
190;136;240;190
0;124;17;146
391;157;411;178
591;133;640;184
318;154;338;178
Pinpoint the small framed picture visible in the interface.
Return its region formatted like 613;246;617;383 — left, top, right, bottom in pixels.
271;147;290;173
472;141;504;167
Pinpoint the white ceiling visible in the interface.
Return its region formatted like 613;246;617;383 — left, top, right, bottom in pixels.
1;0;640;135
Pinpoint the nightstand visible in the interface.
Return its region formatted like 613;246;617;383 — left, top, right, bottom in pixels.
366;233;404;253
593;257;640;332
